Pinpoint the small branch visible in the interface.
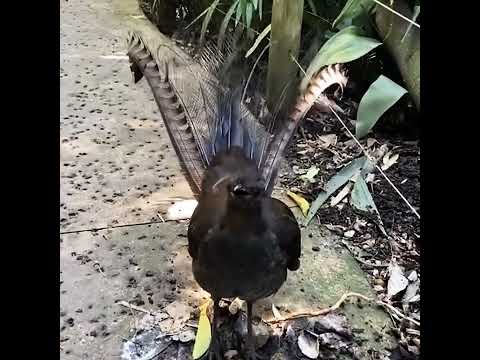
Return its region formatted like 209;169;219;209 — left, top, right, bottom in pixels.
266;292;369;324
265;292;420;327
118;301;154;316
157;212;165;222
380;302;420;327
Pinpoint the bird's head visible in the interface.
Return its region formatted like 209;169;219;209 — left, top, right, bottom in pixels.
213;174;265;210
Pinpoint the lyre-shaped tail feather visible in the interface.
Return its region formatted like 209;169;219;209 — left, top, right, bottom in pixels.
152;37;272;171
126;32;206;196
261;64;348;193
127;30;348;197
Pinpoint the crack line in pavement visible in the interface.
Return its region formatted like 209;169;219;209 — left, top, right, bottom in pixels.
60;219;173;235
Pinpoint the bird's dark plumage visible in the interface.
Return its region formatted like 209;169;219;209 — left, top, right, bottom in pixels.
188;147;300;303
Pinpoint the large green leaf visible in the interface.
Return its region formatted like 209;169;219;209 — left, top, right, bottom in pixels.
307;0;317;15
401;5;421;42
350;175;387;236
356;75;408;139
200;0;221;46
235;1;242;25
305;157;367;225
300;26;381;91
246;2;253;28
333;0;376;29
245;23;271;58
240;0;247;24
350;175;378;213
185;6;210;30
218;0;240;49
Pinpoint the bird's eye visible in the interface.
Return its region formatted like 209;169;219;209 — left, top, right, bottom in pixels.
232;184;249;196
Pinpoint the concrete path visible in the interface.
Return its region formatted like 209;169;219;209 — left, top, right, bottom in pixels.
60;1;394;359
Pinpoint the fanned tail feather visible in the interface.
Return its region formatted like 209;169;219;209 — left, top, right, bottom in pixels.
126;30;348;196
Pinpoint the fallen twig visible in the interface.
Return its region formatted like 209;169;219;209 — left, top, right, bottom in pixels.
118;301;154;315
265;292;420;327
157;212;166;222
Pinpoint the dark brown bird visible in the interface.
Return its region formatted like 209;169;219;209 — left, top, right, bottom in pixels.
188;147;300;359
127;31;347;359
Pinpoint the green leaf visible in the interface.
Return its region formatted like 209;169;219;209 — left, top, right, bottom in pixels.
235;1;242;26
192;301;212;359
300;26;381;91
252;0;258;10
245;23;271;58
218;0;240;49
246;2;253;29
307;0;317;15
333;0;375;29
240;0;247;24
200;0;221;46
401;5;420;42
356;75;408;139
350;176;378;213
185;6;210;30
305;157;367;225
259;0;263;19
350;175;386;235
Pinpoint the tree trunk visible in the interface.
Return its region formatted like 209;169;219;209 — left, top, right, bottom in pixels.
266;0;304;116
375;0;420;110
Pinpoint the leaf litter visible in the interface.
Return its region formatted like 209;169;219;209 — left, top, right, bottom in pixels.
279;94;420;358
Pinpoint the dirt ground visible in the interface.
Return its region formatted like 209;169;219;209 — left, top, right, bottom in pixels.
60;0;418;359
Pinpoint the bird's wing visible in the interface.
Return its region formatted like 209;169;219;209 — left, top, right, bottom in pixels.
266;198;301;271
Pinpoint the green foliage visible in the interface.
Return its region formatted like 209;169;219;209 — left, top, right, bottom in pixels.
200;0;221;46
218;0;240;48
307;0;318;15
300;25;381;91
333;0;375;30
356;75;408;139
236;0;262;28
305;157;367;225
245;24;271;58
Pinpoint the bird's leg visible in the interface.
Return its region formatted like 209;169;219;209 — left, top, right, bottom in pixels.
246;301;258;360
209;298;223;360
245;301;268;360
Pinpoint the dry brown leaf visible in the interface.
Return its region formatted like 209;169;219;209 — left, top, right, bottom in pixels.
366;138;377;148
381;151;399;171
228;298;244;315
325;224;347;234
387;264;409;298
164;301;193;332
298;332;319;359
317;134;338;148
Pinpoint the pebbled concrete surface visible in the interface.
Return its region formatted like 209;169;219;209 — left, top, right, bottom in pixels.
60;0;394;359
